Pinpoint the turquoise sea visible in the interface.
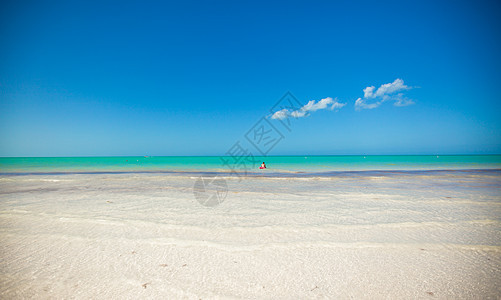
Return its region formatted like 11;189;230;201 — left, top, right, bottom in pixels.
0;155;500;175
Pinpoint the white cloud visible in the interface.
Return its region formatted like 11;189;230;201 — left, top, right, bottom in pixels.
270;108;289;120
302;97;334;112
270;97;346;120
356;78;414;110
331;101;346;110
290;110;307;118
363;86;375;98
393;93;415;107
374;78;409;97
355;98;381;110
270;79;413;118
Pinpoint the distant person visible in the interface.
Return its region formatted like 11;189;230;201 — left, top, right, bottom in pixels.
260;162;266;169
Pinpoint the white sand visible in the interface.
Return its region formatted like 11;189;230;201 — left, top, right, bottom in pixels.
0;172;500;299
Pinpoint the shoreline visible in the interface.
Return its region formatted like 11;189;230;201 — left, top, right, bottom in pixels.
1;168;500;177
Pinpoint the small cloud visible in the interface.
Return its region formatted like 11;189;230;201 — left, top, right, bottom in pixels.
302;97;335;112
356;78;414;110
374;78;410;98
270;97;346;120
363;86;375;98
331;101;346;110
290;110;307;118
393;93;415;107
355;98;381;110
270;109;289;120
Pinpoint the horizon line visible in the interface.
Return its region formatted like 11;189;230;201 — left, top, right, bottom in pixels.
1;153;500;158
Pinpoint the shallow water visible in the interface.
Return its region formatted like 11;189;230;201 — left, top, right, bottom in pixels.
1;155;500;173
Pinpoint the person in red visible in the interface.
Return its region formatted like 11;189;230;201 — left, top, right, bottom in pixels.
260;162;266;169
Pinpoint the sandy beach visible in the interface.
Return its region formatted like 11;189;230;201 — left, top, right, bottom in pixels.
0;170;500;299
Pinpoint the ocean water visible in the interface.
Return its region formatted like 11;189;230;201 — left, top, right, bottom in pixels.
0;155;500;174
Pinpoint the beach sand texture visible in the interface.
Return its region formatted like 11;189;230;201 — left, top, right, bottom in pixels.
0;171;500;299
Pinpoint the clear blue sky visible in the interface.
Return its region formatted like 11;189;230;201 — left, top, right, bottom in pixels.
1;0;500;156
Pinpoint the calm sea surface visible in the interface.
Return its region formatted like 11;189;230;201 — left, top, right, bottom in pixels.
0;155;500;175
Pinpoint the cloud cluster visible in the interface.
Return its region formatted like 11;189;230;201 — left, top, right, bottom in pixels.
271;97;346;120
355;78;414;110
270;79;414;121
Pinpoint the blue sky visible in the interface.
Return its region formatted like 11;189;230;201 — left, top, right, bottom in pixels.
1;0;500;156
